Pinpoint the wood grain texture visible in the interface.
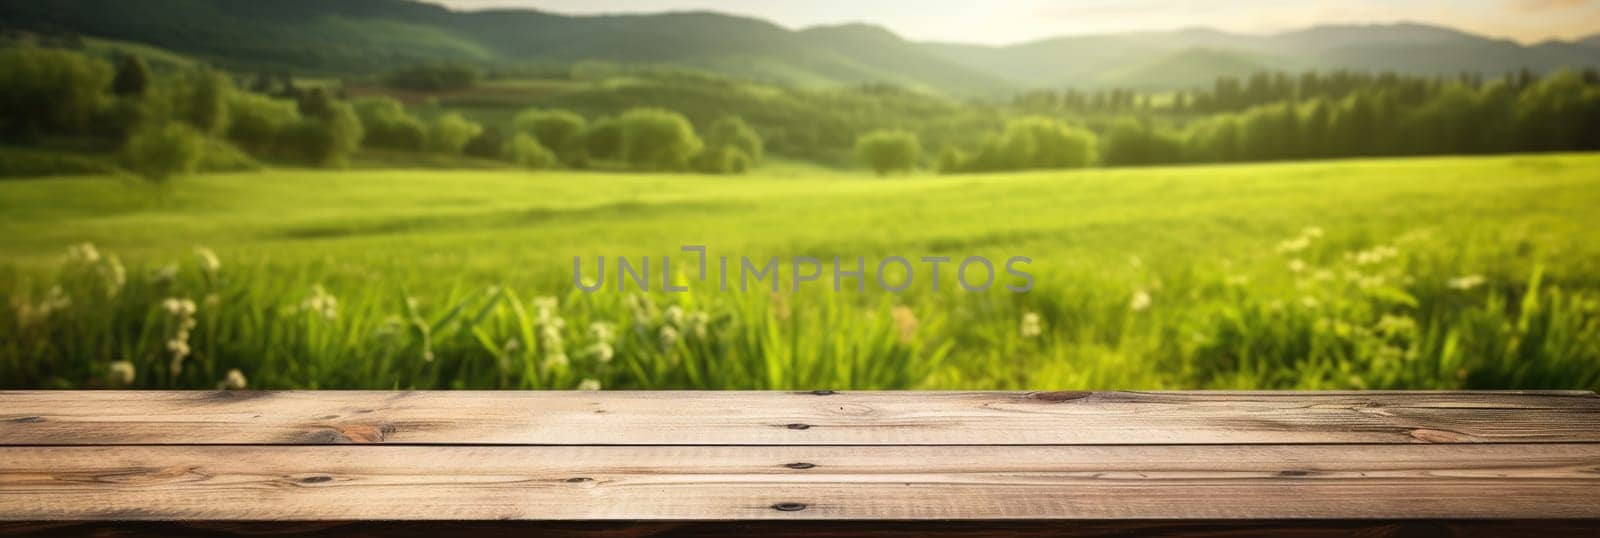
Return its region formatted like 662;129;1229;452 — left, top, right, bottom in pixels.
4;444;1599;520
6;520;1600;537
4;390;1597;445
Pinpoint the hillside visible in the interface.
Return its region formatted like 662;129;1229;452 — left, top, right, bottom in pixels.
1096;48;1271;89
933;23;1600;89
0;0;1011;94
1;0;1597;92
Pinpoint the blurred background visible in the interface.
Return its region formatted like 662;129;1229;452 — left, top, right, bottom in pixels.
0;0;1597;390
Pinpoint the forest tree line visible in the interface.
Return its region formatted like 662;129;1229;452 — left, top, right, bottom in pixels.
855;69;1600;174
0;47;763;179
4;42;1599;179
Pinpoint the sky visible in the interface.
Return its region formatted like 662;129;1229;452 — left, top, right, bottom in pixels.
429;0;1600;45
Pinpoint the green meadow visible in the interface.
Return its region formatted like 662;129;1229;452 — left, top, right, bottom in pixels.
4;153;1598;390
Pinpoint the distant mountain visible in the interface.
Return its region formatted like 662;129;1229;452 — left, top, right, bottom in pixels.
2;0;1596;93
1097;48;1272;89
932;23;1600;89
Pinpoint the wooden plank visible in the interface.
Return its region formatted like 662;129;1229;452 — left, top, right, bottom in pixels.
3;390;1597;445
7;520;1600;538
3;444;1598;520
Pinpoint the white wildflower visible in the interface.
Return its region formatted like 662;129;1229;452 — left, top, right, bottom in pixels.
533;296;558;323
300;285;338;320
163;297;197;318
685;311;709;339
1352;245;1399;266
151;264;179;285
659;325;680;350
589;322;615;343
577;379;602;391
1019;312;1043;338
586;342;614;363
100;255;126;298
1277;236;1311;253
1448;274;1487;290
161;296;198;375
541;351;569;370
108;360;136;386
1130;290;1152;312
219;369;248;390
194;246;221;274
67;242;101;264
890;306;917;344
1376;315;1418;338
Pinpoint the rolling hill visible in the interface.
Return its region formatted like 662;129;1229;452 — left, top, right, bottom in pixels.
1;0;1597;93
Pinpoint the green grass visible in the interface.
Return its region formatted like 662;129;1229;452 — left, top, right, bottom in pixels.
2;153;1598;390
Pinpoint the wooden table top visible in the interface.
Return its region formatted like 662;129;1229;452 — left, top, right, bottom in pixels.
2;390;1598;523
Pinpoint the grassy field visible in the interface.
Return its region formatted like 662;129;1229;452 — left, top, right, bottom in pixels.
3;153;1598;390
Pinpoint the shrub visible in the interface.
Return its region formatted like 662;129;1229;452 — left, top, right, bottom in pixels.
279;100;362;167
505;133;557;170
513;108;587;163
0;47;113;141
619;108;703;171
1101;118;1185;166
855;129;921;176
692;146;751;174
706;116;763;164
428;113;483;156
196;138;262;173
121;122;204;181
463;126;506;160
110;54;151;97
354;97;426;151
225;92;301;155
936;145;969;174
172;68;233;137
585;117;623;160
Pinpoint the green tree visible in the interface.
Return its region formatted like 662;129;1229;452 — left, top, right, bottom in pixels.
706;115;763;164
585;117;623;160
513;108;587;162
225;92;300;155
505;133;558;170
428;113;483;156
1011;117;1095;169
936;145;969;174
122;122;203;181
173;68;233;136
966;117;1094;171
281;94;363;167
464;126;506;160
353;97;426;151
1101;118;1183;167
692;146;751;174
855;129;921;176
619;108;703;171
0;48;112;141
111;54;150;97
